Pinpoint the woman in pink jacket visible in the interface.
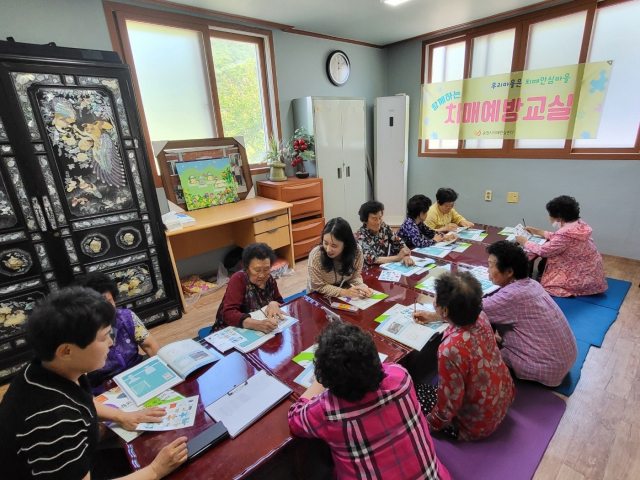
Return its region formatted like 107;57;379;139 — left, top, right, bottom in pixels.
516;195;607;297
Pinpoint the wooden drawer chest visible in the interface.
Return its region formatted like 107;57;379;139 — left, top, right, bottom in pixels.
257;178;325;260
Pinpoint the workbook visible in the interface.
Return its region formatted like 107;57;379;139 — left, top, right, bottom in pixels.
337;289;389;310
380;256;436;277
114;339;221;405
291;345;388;388
205;370;292;438
375;307;448;351
95;387;185;442
456;229;485;241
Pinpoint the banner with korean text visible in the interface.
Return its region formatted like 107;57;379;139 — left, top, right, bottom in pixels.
420;61;613;140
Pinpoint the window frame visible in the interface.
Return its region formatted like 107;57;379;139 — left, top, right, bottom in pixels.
419;0;640;160
103;1;281;186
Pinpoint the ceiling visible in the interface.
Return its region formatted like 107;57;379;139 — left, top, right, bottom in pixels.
153;0;557;45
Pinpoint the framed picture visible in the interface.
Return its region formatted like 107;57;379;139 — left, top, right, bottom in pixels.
156;138;253;208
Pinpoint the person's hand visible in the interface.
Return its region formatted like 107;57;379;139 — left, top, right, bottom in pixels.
444;223;458;232
116;407;166;431
525;226;544;237
343;285;368;298
443;233;458;242
244;317;278;333
402;255;415;267
494;331;503;344
515;235;528;245
434;232;444;242
265;301;285;321
398;247;412;258
150;436;188;478
412;311;440;324
461;220;475;228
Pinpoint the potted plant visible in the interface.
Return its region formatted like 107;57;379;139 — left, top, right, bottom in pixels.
287;128;315;179
264;134;287;181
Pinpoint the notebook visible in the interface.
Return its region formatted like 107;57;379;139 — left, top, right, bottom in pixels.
205;370;292;438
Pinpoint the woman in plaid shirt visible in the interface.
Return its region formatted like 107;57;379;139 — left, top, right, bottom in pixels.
484;240;577;387
288;322;451;480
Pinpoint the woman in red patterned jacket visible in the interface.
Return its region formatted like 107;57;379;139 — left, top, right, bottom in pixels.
413;272;515;441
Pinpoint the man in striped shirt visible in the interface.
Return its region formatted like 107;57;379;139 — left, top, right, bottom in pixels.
0;287;187;480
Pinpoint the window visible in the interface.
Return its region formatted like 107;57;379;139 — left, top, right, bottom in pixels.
420;0;640;159
105;3;280;183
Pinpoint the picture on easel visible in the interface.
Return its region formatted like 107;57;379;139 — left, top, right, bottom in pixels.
156;138;253;209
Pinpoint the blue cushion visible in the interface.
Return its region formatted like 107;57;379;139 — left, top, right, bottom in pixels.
553;297;618;347
574;277;632;311
554;339;591;396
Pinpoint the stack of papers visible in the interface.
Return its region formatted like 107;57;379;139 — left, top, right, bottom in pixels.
375;304;447;351
413;245;454;259
337;289;388;310
380;257;436;277
292;345;388;388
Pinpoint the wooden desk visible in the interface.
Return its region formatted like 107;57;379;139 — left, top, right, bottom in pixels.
165;197;295;312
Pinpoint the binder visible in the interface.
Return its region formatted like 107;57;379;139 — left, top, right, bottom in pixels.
205;370;292;438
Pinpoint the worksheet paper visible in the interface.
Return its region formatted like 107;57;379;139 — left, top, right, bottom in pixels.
249;309;298;334
378;270;402;282
376;313;447;351
205;370;292;438
114;357;183;406
514;224;547;245
136;396;199;431
380;257;436;277
414;265;452;294
456;229;485;241
451;242;472;253
95;388;184;442
374;302;435;323
337;289;388;310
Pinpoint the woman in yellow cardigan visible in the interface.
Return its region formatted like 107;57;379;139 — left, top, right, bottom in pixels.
426;188;474;232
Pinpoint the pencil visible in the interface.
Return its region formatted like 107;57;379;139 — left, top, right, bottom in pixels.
414;300;416;313
522;218;526;227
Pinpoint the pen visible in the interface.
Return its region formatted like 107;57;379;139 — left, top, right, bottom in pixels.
522;218;526;227
414;300;417;313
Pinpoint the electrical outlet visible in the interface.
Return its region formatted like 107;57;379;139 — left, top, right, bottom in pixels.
507;192;519;203
485;190;492;201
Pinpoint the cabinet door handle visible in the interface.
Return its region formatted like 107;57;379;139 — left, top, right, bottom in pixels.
337;168;342;179
346;166;351;177
266;228;279;234
31;197;47;232
41;196;58;230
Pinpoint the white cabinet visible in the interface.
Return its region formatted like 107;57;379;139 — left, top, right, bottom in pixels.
374;95;409;227
292;97;367;230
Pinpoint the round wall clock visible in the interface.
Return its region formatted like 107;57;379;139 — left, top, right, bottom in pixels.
326;50;350;86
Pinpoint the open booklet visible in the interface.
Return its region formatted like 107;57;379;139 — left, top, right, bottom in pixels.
114;339;221;406
455;229;486;242
513;224;547;245
205;306;298;354
375;303;448;351
95;387;185;442
292;345;388;388
413;245;454;259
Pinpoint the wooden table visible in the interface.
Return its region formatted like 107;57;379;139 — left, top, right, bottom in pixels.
165;197;295;312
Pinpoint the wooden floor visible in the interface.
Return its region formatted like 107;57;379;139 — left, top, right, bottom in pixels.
1;255;638;479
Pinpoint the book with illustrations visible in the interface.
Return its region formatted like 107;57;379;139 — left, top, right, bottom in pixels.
114;339;221;405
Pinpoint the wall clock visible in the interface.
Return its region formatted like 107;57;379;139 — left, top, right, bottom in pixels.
326;50;350;86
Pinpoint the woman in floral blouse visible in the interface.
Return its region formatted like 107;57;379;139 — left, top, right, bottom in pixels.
412;272;515;441
355;200;415;267
398;195;457;249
